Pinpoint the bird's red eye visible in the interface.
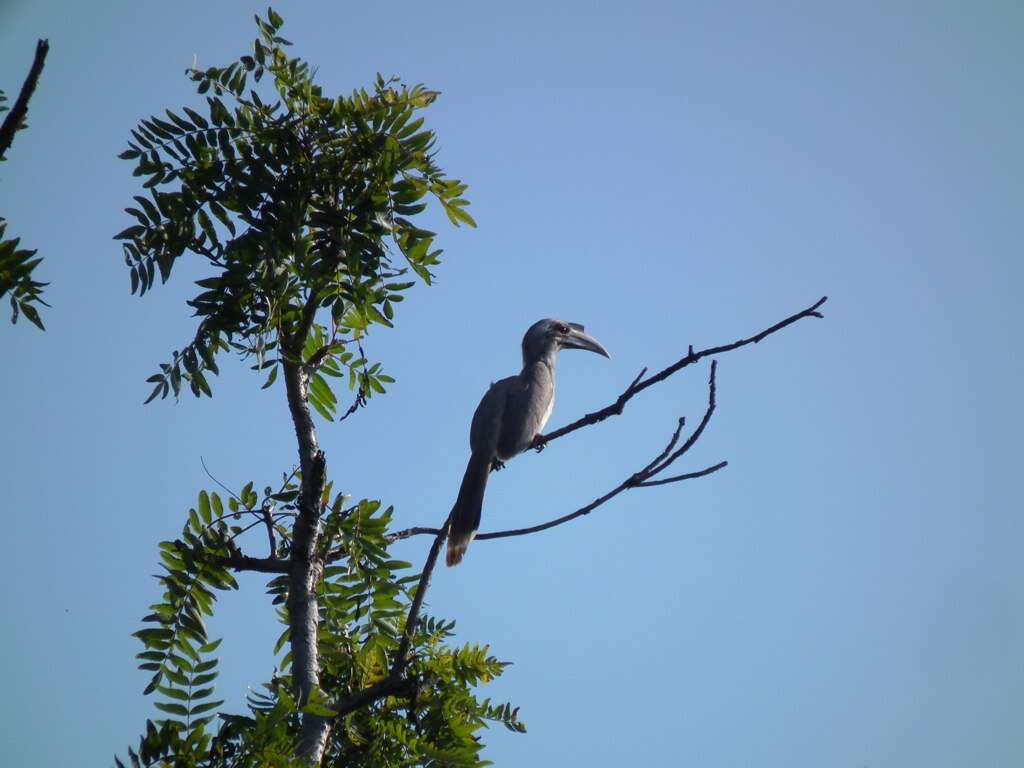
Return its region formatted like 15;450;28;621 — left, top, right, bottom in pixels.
556;323;569;334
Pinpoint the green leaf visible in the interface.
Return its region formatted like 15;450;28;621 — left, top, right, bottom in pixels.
153;702;189;717
261;364;278;389
197;491;212;524
19;303;44;330
188;699;224;716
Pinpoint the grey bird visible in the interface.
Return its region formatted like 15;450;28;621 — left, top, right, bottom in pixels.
446;319;610;566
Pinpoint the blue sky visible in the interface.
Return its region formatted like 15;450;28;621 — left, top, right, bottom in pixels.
1;1;1021;765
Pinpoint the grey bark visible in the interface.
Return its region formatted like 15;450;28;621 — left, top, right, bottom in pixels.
284;359;332;763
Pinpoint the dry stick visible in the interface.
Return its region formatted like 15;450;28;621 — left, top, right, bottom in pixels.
393;522;449;676
530;295;827;450
638;461;728;488
386;526;442;543
0;40;49;160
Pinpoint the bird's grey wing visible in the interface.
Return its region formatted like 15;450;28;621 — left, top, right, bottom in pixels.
498;366;552;458
469;376;515;456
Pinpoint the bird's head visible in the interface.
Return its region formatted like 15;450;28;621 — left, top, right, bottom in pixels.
522;319;610;365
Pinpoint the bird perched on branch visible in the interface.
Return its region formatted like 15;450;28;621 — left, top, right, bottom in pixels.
446;319;610;566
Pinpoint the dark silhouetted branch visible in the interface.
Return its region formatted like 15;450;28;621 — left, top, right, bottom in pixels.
331;675;420;719
221;553;290;573
531;295;826;450
394;522;448;676
637;461;728;487
0;39;49;160
386;526;442;544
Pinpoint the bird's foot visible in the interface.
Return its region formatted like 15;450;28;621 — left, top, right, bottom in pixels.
490;458;506;472
533;435;547;453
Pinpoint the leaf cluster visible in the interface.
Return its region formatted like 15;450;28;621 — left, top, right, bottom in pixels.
116;8;474;405
122;484;522;766
134;490;243;733
0;218;48;329
311;500;524;766
117;10;521;766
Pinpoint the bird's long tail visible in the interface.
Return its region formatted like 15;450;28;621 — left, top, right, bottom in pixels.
446;451;492;566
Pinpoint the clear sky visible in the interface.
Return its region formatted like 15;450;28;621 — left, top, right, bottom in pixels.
1;1;1021;765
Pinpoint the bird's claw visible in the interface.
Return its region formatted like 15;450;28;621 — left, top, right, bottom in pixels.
533;435;547;452
490;458;506;472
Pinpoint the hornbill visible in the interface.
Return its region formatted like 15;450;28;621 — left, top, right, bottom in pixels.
446;319;610;566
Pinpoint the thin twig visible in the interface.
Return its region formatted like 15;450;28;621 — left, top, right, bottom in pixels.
386;526;443;544
637;461;728;487
331;676;420;719
649;360;718;476
200;456;246;507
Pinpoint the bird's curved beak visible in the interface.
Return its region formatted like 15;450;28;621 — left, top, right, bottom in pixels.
561;323;610;358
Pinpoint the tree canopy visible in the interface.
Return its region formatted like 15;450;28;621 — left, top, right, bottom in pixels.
117;11;523;767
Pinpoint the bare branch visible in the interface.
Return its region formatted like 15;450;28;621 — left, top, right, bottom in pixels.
531;295;826;450
648;359;717;476
386;526;442;544
637;461;728;487
640;416;686;476
220;553;289;573
394;522;449;677
331;675;420;719
0;40;49;160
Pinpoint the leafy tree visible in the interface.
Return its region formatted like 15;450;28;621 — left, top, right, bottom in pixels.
117;11;518;767
1;39;50;329
115;9;825;766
